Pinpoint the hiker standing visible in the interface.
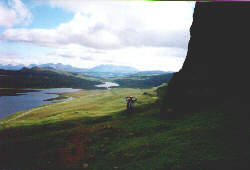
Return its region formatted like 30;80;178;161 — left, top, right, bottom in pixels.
125;96;137;113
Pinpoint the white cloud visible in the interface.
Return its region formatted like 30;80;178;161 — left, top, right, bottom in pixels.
48;1;193;30
1;42;186;71
49;44;96;59
1;2;193;49
0;52;72;67
0;1;195;71
46;43;186;71
0;52;37;66
96;46;186;71
0;0;32;27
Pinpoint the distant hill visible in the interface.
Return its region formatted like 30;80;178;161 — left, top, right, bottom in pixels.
36;63;89;72
0;63;137;74
0;63;172;78
0;66;174;89
0;67;100;89
131;70;169;76
110;72;174;88
0;63;88;73
89;64;139;73
0;64;25;70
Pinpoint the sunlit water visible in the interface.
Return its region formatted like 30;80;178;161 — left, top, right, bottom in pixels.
95;82;119;89
0;88;81;119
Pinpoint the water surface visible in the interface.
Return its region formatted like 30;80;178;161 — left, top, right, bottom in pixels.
95;82;119;89
0;88;81;119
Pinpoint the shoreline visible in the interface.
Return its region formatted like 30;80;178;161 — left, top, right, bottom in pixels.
43;93;69;101
0;88;81;120
0;88;40;97
0;96;74;122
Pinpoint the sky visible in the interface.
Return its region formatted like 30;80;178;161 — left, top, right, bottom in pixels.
0;0;195;71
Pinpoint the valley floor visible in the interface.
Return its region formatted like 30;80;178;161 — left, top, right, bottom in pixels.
0;86;249;169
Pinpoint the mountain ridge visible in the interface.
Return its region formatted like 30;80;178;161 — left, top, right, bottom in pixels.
0;63;171;78
89;64;139;73
0;63;139;73
0;67;100;89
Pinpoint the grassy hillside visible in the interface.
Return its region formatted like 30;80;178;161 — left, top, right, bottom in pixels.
110;73;173;88
0;86;249;169
0;67;172;89
0;67;101;89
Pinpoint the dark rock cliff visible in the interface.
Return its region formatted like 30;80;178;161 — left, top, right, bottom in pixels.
164;2;250;113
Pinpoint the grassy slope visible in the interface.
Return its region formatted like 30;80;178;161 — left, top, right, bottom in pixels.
0;68;101;89
110;73;173;88
0;86;249;169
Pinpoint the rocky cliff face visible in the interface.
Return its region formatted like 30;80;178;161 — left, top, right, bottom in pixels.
165;2;250;113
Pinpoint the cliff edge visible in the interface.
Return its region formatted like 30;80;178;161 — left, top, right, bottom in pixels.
165;2;250;113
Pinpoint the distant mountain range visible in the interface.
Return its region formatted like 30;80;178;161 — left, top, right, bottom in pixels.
0;64;25;70
0;66;174;89
0;63;170;78
89;64;138;73
0;63;88;72
0;63;136;73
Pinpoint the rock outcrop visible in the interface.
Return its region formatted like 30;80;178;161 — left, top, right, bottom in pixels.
165;2;250;113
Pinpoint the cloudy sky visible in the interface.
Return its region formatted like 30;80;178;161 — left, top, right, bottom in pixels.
0;0;195;71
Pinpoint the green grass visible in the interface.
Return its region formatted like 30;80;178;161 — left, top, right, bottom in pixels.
0;86;249;169
109;73;173;88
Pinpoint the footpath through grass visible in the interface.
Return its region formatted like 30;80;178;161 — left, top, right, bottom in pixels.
0;86;249;169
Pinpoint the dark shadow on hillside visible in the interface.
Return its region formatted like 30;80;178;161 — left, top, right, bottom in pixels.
0;98;159;169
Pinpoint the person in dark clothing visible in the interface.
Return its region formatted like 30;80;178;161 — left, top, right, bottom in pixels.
125;96;137;113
